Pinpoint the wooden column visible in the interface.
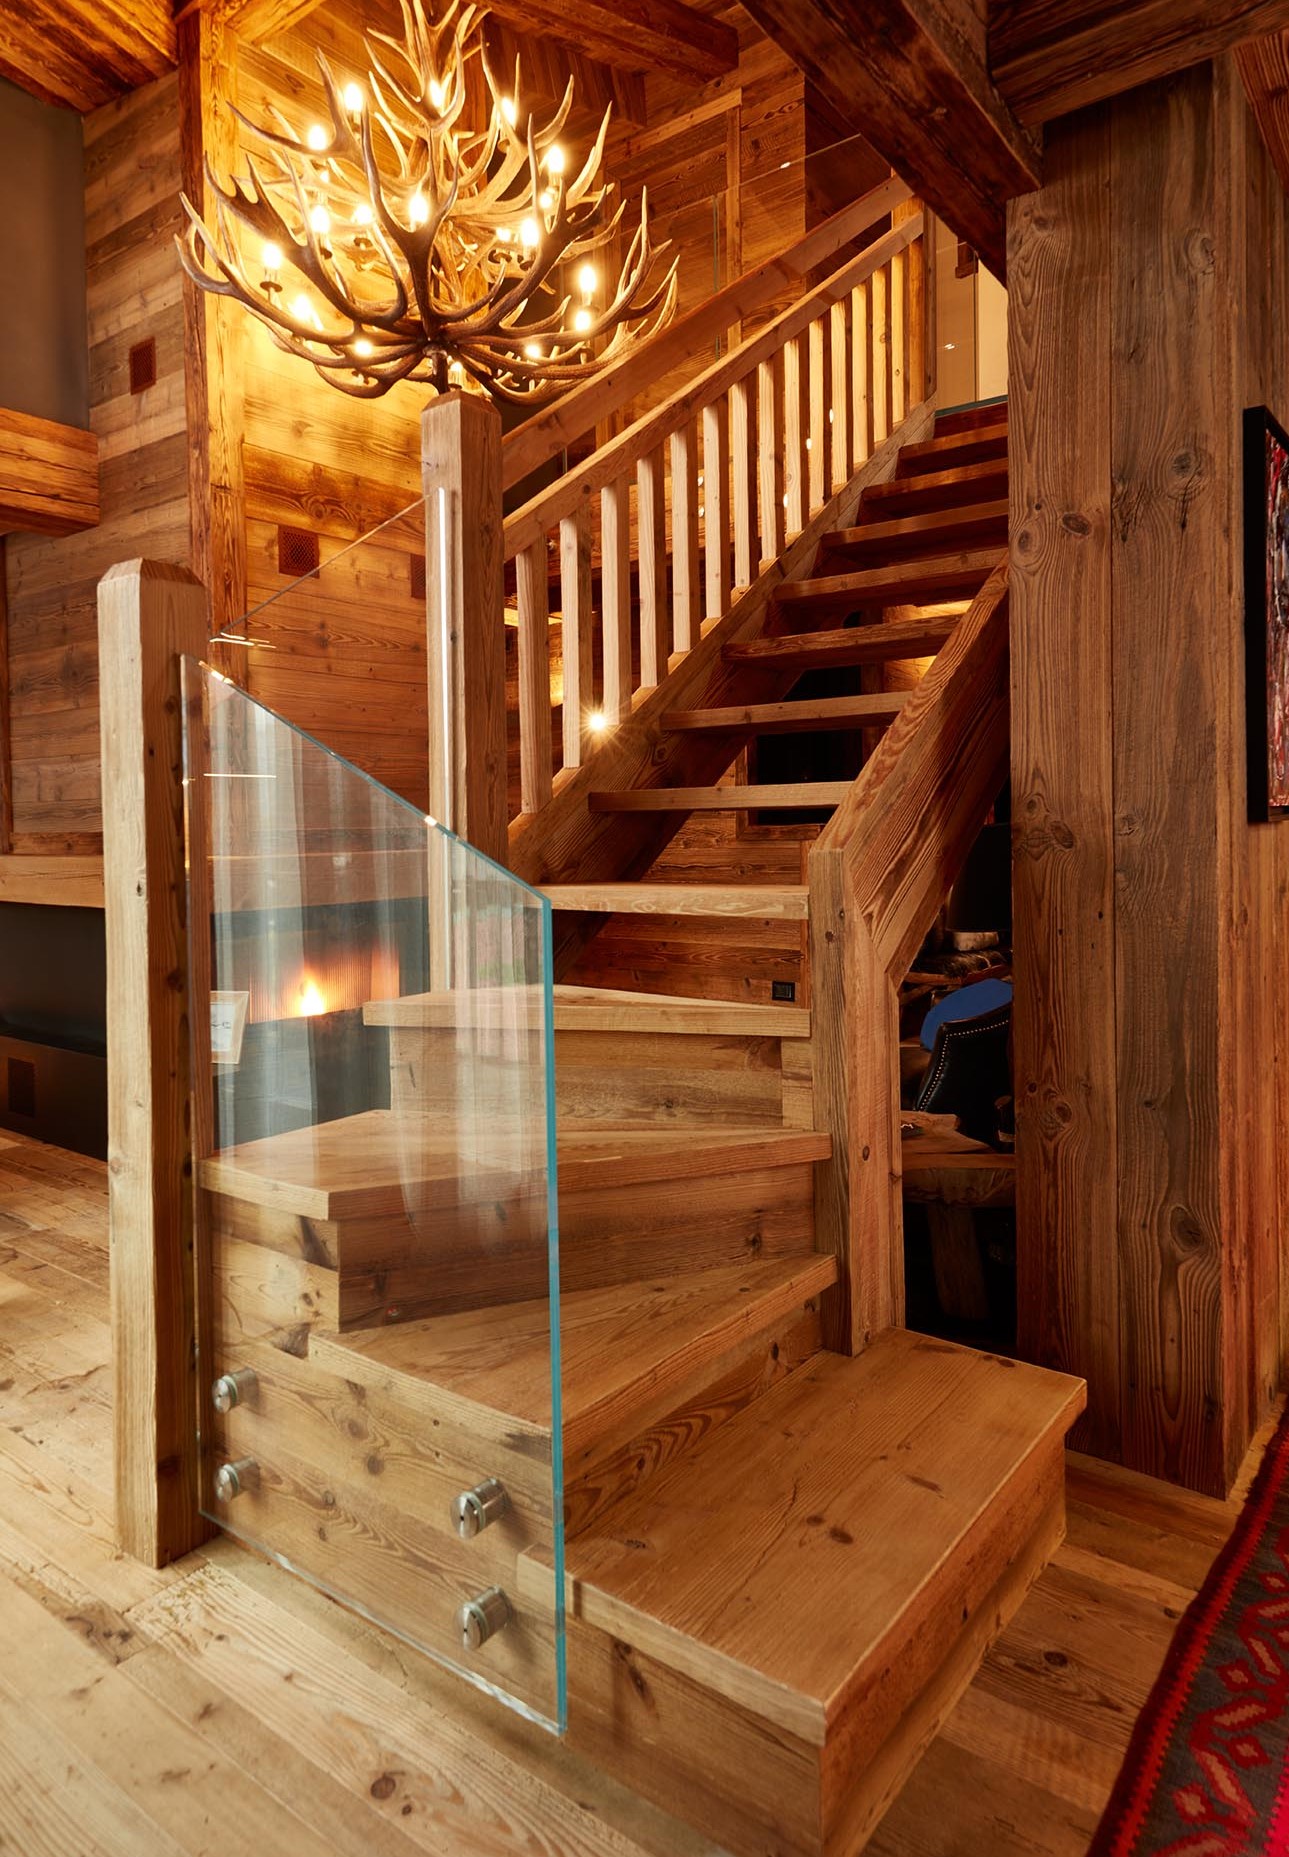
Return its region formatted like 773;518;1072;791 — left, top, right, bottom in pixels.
99;559;213;1566
0;540;11;857
178;10;246;658
422;392;509;866
1011;61;1284;1496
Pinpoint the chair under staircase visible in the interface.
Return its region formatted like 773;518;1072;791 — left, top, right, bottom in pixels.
105;181;1084;1857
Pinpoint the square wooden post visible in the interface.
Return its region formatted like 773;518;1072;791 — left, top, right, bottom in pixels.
422;391;509;866
99;559;214;1566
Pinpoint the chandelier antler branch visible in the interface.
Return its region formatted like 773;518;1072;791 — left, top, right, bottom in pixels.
178;0;677;403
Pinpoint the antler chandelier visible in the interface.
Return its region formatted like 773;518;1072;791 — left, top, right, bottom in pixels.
178;0;677;402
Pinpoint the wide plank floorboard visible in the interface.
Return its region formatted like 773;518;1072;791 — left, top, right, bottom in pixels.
0;1130;1272;1857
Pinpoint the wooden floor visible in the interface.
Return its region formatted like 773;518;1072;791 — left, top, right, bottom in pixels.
0;1127;1275;1857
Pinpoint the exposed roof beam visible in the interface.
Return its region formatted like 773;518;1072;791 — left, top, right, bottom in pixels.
739;0;1038;276
0;0;173;111
1238;29;1289;193
990;0;1289;125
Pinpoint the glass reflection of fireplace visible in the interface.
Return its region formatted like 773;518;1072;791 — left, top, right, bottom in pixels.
212;897;428;1148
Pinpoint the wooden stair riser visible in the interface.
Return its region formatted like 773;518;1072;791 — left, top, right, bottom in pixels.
724;616;959;671
773;548;997;622
569;919;811;1011
388;1023;812;1130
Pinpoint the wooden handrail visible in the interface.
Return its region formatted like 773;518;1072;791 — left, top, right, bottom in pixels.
499;175;913;492
505;215;924;558
807;559;1011;1355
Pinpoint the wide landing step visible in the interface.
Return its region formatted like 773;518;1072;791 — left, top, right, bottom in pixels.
542;881;810;919
365;982;810;1038
542;1329;1085;1857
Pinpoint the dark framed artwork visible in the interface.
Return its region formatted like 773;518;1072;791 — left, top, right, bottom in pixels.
1244;405;1289;822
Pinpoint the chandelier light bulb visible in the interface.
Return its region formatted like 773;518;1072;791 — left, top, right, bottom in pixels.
577;262;598;299
429;77;446;111
291;292;316;327
573;307;593;334
519;216;539;248
501;95;518;127
352;201;373;227
353;336;374;357
545;144;566;175
538;189;554;211
496;225;512;243
309;203;331;235
409;191;430;227
524;341;543;360
261;240;283;277
305;123;328;152
342;81;364;115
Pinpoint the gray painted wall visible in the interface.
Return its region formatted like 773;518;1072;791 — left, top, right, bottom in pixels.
0;77;88;429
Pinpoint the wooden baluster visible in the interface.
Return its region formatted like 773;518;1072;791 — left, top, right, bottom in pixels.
906;224;927;411
758;352;783;564
808;316;828;515
891;244;908;427
851;280;871;469
601;475;632;723
559;507;593;766
516;538;552;812
702;396;731;621
829;294;850;494
783;334;808;537
872;262;890;449
671;419;700;654
730;373;757;588
637;445;669;686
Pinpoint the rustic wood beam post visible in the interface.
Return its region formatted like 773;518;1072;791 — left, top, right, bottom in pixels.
99;560;214;1567
422;391;509;866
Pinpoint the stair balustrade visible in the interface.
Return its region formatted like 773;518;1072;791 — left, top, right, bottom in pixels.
502;197;931;818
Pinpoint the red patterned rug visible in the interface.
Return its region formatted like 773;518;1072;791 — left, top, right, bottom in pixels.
1090;1409;1289;1856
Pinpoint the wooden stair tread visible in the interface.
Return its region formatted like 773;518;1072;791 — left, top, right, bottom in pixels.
662;693;910;734
542;882;810;919
534;1330;1085;1740
823;499;1009;555
897;422;1007;476
725;616;958;668
308;1254;839;1458
365;983;811;1038
774;547;1000;613
863;458;1008;514
201;1110;830;1221
589;784;852;813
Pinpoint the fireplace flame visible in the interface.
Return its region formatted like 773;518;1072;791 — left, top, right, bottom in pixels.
297;978;327;1018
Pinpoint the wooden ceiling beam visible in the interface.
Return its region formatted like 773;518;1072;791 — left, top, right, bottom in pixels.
990;0;1289;125
0;0;174;111
739;0;1038;276
1239;30;1289;195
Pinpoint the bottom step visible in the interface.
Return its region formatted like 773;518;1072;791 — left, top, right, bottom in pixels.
533;1329;1084;1857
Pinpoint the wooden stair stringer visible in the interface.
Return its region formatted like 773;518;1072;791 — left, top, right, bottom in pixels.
505;398;937;979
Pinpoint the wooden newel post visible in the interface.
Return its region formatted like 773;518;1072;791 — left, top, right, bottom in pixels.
422;390;509;866
99;559;214;1567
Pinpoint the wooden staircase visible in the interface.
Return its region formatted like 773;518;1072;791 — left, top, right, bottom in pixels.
191;397;1089;1856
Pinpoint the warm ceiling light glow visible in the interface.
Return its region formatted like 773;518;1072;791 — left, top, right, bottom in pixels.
298;979;327;1016
180;0;677;402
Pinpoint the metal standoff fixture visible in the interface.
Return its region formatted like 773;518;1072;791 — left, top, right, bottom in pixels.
457;1586;512;1651
213;1457;258;1503
211;1368;258;1414
451;1476;511;1539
